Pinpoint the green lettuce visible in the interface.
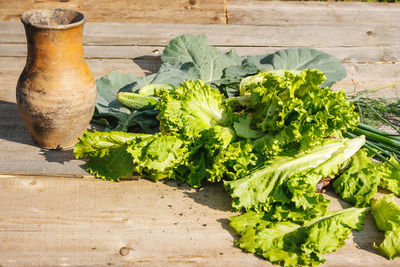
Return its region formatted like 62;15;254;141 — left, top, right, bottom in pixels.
224;136;365;221
333;149;381;207
92;35;347;130
230;207;368;267
237;69;359;157
156;80;229;139
378;157;400;196
371;194;400;259
74;130;152;181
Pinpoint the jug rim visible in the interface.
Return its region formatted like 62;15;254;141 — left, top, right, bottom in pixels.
21;8;86;30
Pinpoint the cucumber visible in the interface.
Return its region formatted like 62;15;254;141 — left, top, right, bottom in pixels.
117;92;158;110
138;83;174;96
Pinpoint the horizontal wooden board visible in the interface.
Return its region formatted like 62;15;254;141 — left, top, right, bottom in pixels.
1;21;399;48
0;175;399;266
2;56;399;102
227;1;400;26
0;0;226;24
1;43;400;64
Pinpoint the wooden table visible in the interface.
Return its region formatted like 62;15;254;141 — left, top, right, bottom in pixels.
1;1;400;266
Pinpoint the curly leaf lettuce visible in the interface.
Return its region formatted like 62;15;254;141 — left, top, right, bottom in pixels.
224;136;365;221
333;149;381;207
74;130;152;181
156;80;229;139
371;194;400;259
378;157;400;196
230;207;368;267
126;133;189;182
239;69;359;157
172;126;257;187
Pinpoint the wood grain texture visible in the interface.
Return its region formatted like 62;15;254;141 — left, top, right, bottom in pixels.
227;1;400;26
1;2;400;266
0;0;226;24
0;175;399;266
2;21;399;48
2;43;400;63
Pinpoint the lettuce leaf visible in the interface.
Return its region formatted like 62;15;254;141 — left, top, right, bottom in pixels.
126;133;189;182
224;136;365;221
378;157;400;196
156;80;229;139
239;69;359;157
333;149;381;207
230;207;368;267
74;130;152;180
371;194;400;259
93;35;347;131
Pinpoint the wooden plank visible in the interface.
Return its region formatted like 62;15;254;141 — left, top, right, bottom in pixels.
227;1;400;26
1;56;399;103
1;21;399;48
0;0;226;24
0;175;399;266
2;43;400;64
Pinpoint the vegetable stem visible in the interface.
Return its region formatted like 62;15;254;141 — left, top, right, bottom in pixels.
350;127;400;150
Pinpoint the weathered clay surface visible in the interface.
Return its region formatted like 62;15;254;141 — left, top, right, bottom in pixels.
16;9;96;149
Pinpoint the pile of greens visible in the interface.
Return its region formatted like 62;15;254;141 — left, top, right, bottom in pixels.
74;34;400;266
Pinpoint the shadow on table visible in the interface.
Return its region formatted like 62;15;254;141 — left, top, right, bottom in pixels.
132;55;162;76
0;99;35;146
163;179;233;212
0;99;84;165
325;187;384;257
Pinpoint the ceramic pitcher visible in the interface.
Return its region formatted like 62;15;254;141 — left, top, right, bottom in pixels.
16;8;96;149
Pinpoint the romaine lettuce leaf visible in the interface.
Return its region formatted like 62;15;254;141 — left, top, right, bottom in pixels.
230;207;368;267
371;194;400;259
333;149;381;207
224;136;365;220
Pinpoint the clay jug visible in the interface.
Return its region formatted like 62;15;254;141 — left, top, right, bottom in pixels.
16;9;96;149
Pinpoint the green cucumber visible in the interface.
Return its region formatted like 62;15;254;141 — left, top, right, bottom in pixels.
138;83;174;96
117;92;158;110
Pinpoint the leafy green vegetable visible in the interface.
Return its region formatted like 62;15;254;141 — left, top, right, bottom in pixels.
230;207;368;267
156;79;229;139
117;92;158;110
223;48;346;88
333;149;381;207
92;35;347;130
74;130;152;180
94;71;159;133
126;133;189;182
224;136;365;221
378;157;400;195
237;69;359;157
371;194;400;259
161;34;243;83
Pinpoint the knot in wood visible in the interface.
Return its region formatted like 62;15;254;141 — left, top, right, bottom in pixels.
119;247;130;256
